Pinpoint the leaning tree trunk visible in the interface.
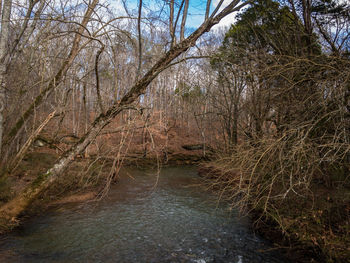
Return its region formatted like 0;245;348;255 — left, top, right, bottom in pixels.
0;0;248;230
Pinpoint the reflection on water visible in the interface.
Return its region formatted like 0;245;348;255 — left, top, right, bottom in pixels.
0;166;287;263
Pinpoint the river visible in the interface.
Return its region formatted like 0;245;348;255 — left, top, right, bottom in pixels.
0;166;287;262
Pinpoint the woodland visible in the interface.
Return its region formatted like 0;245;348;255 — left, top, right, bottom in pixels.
0;0;349;262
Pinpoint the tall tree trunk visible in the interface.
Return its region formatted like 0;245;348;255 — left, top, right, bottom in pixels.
0;0;12;156
136;0;142;80
180;0;189;41
169;0;175;47
3;0;99;151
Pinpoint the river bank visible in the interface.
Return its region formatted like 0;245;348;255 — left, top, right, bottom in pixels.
198;165;350;263
0;144;208;233
0;166;289;263
1;144;349;263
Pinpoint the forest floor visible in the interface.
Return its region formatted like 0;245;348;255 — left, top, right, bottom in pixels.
198;166;350;263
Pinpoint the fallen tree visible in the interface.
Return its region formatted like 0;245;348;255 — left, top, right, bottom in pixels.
0;0;250;230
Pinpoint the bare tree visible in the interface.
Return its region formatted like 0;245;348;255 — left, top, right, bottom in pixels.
0;0;12;155
2;0;99;160
0;0;250;227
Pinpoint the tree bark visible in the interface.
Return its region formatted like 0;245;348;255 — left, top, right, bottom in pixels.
136;0;143;79
180;0;189;41
169;0;175;47
0;0;12;156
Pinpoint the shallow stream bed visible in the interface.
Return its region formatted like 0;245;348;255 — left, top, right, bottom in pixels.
0;166;288;262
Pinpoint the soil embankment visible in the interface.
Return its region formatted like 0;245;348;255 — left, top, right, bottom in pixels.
198;165;350;263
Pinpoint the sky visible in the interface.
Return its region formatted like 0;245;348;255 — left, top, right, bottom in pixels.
186;0;239;29
110;0;242;31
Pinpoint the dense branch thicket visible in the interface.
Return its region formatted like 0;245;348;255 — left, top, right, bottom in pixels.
202;0;350;261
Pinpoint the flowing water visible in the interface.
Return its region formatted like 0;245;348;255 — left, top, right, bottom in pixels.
0;166;287;263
